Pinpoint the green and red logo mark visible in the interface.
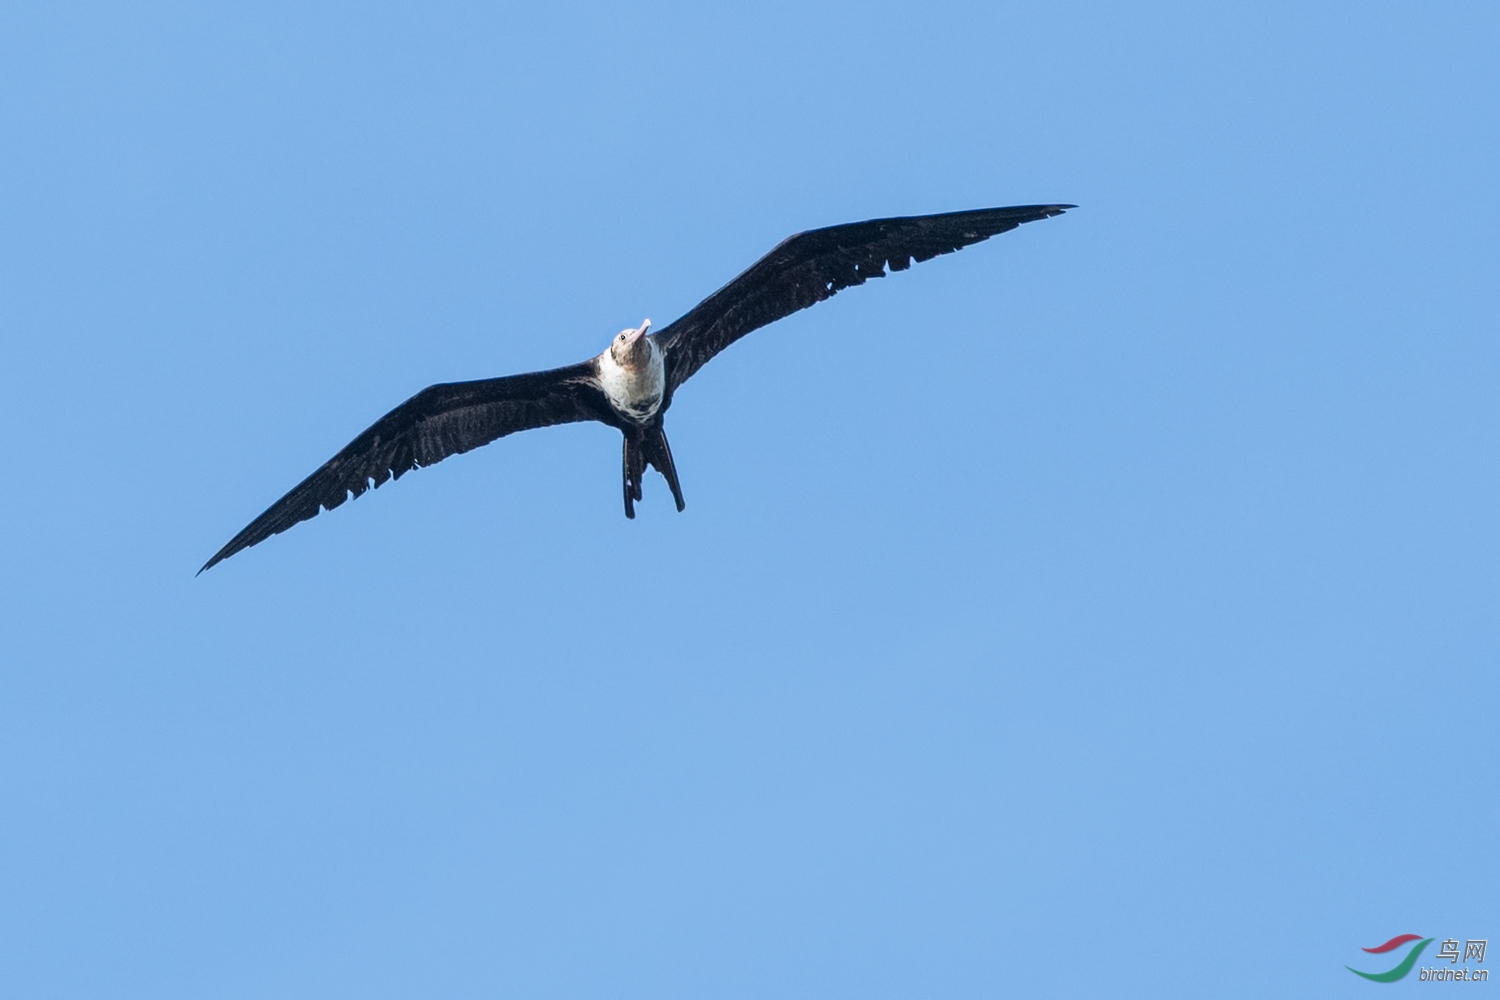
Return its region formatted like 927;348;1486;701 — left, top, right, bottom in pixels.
1348;934;1433;982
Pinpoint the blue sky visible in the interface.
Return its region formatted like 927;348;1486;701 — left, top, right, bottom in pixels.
1;3;1496;997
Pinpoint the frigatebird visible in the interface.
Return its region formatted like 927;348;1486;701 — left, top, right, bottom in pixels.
201;204;1073;572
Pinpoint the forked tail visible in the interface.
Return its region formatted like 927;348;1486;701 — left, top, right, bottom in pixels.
621;423;685;519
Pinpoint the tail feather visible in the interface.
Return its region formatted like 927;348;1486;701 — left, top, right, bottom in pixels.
619;423;685;518
644;426;686;512
622;436;646;518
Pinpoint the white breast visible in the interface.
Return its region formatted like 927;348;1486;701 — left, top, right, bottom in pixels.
597;339;665;422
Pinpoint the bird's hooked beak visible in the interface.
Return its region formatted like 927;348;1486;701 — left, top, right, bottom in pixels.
626;318;651;345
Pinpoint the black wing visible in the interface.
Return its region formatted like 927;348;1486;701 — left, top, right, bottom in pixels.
201;361;605;572
653;204;1073;394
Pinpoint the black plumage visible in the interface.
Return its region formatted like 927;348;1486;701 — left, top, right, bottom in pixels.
655;204;1071;396
201;204;1072;572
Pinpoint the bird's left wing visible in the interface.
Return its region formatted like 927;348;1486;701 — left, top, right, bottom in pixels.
201;361;604;572
653;204;1073;395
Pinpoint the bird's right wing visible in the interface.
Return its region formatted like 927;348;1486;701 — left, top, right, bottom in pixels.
202;361;605;572
652;204;1073;394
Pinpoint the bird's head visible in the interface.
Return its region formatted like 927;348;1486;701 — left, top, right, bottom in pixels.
609;318;651;367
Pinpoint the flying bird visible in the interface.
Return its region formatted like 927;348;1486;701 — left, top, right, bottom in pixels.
201;204;1073;572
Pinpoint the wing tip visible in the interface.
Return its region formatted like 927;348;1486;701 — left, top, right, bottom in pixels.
947;202;1076;231
197;544;235;576
1004;203;1076;227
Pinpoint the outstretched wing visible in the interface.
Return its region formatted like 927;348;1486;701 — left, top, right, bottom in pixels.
201;361;605;572
653;204;1073;393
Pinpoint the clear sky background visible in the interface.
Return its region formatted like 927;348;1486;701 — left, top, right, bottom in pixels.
1;3;1496;997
